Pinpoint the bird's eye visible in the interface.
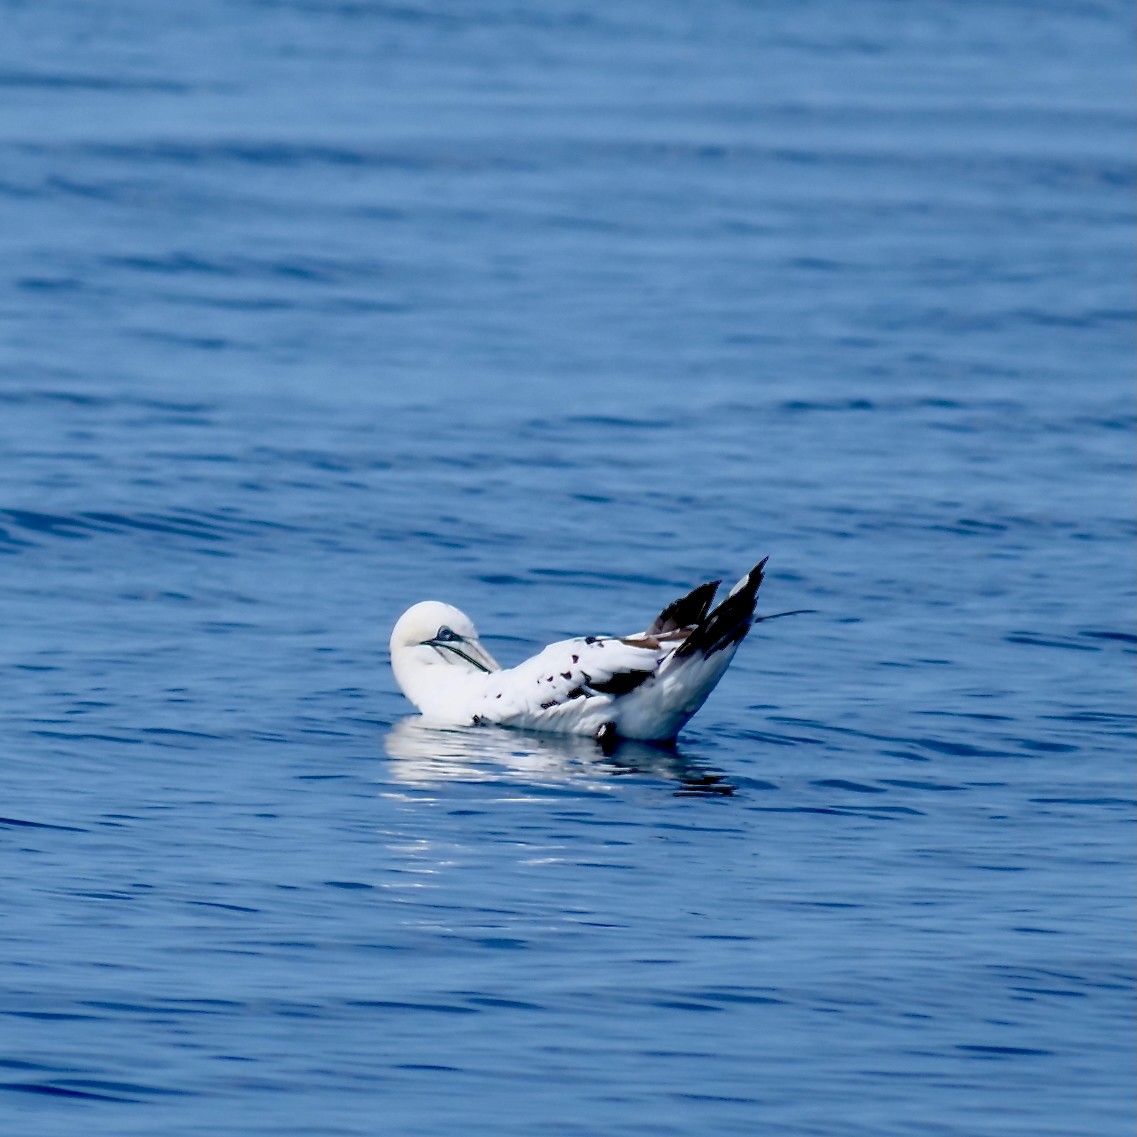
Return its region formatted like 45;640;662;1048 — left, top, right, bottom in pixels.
435;626;461;643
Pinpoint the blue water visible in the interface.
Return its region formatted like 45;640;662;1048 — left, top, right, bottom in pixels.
1;1;1134;1134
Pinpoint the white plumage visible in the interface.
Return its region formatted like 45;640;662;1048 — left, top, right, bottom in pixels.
389;560;769;743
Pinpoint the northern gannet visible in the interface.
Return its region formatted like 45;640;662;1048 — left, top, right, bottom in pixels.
390;560;770;744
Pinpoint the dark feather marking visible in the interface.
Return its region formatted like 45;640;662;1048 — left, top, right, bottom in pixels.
676;558;768;659
586;669;654;697
540;685;591;710
571;654;579;663
648;579;721;635
561;671;572;679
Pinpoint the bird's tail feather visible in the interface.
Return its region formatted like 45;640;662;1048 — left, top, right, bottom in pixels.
647;579;721;635
675;558;767;659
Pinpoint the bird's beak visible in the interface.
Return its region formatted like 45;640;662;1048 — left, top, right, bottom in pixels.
463;640;499;672
425;637;498;674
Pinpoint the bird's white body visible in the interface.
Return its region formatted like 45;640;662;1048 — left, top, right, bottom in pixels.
389;562;768;744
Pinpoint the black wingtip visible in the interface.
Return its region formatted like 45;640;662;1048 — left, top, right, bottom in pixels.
739;557;768;593
648;578;721;635
675;559;768;659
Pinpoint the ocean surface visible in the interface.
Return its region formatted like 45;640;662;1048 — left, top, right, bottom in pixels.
1;2;1134;1134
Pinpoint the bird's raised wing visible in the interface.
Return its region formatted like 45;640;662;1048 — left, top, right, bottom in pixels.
643;578;720;636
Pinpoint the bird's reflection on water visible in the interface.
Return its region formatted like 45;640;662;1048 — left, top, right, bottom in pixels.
384;718;734;796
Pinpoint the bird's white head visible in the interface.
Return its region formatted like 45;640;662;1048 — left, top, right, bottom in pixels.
389;601;500;719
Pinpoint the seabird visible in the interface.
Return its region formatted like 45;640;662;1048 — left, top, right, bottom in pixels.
389;560;773;743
